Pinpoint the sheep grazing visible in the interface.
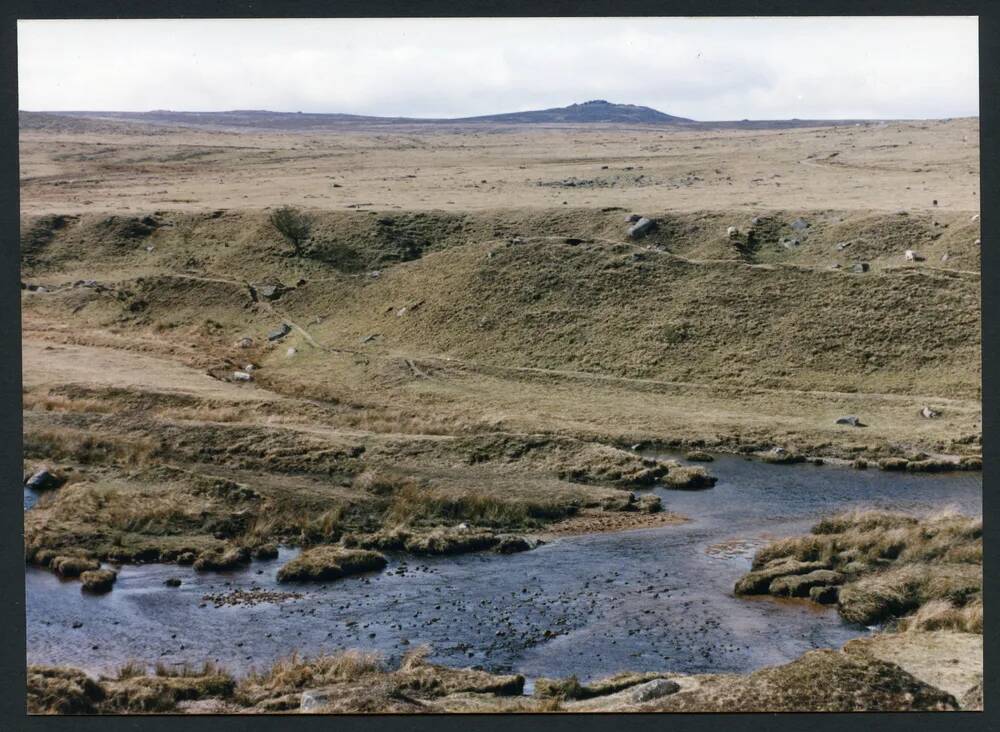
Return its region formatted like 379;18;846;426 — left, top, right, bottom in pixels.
904;250;924;262
726;226;739;239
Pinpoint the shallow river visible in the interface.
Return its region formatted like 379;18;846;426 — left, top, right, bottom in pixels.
25;454;981;685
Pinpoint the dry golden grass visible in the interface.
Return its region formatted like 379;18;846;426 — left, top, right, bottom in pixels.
740;510;982;627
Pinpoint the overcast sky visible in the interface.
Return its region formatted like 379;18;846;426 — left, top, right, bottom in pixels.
18;17;979;120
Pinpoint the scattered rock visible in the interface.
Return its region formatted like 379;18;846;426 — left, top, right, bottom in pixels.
236;337;254;349
626;217;656;239
267;323;291;342
836;415;864;427
25;468;65;491
232;371;252;382
251;281;289;301
620;678;681;703
850;262;870;273
164;577;182;588
835;241;852;251
790;218;810;231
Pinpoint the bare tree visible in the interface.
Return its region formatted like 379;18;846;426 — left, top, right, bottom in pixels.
269;206;312;256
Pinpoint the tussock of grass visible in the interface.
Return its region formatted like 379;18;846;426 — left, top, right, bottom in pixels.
384;483;573;530
738;510;982;627
242;650;384;697
25;427;159;467
897;598;983;634
276;546;387;582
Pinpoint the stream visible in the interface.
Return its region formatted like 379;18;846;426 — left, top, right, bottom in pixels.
25;453;981;685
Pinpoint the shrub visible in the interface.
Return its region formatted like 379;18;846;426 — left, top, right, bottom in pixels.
268;206;312;255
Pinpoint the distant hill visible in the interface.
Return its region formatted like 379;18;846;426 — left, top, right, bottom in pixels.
20;101;882;132
454;99;694;124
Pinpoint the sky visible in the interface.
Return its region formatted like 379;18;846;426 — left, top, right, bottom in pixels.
17;17;979;120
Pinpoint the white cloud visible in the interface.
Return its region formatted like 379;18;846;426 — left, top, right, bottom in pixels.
17;17;979;120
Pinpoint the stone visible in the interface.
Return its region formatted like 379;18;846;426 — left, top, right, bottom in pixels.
627;217;656;239
625;213;642;223
790;218;810;231
850;262;870;273
25;468;65;491
286;347;297;358
941;253;950;262
836;241;852;251
164;577;182;588
232;371;252;382
904;249;924;262
252;281;287;301
726;226;739;238
836;416;863;427
267;323;291;342
920;406;941;419
300;689;331;712
236;337;253;349
622;678;681;703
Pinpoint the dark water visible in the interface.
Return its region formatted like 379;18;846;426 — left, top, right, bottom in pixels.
25;454;981;685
